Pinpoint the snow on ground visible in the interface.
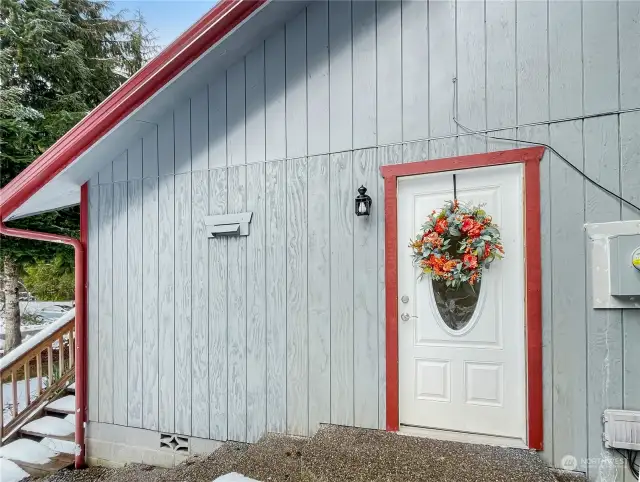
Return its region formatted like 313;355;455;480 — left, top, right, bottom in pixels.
0;301;73;332
214;474;260;482
0;301;73;324
0;301;73;354
2;377;49;425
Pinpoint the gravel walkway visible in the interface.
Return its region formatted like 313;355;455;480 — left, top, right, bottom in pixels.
32;425;573;482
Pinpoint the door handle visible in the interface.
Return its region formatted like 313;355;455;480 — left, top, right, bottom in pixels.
401;312;418;322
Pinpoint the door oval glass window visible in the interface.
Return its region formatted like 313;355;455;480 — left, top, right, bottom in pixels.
432;279;482;331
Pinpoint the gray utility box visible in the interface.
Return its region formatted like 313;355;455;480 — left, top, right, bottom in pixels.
587;220;640;309
609;234;640;296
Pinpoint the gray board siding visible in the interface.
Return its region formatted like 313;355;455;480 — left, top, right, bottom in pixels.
87;1;640;480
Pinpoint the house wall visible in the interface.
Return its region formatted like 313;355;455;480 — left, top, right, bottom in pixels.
87;1;640;480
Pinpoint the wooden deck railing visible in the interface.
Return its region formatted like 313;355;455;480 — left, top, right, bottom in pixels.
0;309;76;444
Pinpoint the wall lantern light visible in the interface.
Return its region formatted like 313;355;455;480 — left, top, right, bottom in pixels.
355;186;372;216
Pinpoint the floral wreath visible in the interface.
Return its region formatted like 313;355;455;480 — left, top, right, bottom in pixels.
409;200;504;289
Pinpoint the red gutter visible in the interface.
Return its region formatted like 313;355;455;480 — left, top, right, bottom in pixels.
0;183;88;468
0;0;266;220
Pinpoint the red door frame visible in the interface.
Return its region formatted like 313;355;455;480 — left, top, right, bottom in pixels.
380;147;545;450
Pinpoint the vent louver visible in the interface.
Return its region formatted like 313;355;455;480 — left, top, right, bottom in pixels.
160;433;190;452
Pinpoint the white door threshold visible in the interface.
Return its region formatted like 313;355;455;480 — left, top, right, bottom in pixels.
399;424;529;450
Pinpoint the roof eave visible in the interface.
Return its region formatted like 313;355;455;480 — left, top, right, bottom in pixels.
0;0;266;221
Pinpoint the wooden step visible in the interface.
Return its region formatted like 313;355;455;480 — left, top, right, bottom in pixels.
0;438;72;477
45;395;75;415
20;416;75;441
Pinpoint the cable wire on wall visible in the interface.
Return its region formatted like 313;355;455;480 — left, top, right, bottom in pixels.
615;449;639;479
451;78;640;215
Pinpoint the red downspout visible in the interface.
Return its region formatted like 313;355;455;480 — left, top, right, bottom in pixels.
0;183;88;468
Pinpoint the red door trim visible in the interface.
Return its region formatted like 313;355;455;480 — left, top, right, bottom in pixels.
381;146;545;450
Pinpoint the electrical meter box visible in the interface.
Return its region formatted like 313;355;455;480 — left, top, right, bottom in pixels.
609;234;640;296
587;220;640;309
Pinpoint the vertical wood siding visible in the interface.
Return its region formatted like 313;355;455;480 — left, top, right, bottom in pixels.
127;179;143;428
286;157;308;436
246;162;266;443
86;2;640;479
174;173;192;435
208;168;228;440
227;166;247;441
97;184;113;424
191;170;209;437
307;155;331;432
112;180;128;427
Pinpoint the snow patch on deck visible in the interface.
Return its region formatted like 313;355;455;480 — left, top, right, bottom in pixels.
0;438;57;464
0;458;29;482
22;416;74;437
46;395;75;413
40;437;76;455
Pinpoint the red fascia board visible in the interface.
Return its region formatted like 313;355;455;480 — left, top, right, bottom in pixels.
0;0;266;220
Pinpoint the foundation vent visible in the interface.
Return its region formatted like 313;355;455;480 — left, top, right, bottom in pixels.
160;433;190;453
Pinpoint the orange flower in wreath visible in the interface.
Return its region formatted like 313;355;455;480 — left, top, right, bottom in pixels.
427;255;447;275
434;218;448;234
424;232;443;248
443;260;457;272
463;253;478;269
467;222;484;239
461;217;474;233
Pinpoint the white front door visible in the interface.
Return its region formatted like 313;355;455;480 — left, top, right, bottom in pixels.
397;163;527;446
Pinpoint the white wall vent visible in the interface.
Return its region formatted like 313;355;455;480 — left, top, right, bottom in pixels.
603;409;640;451
205;212;253;237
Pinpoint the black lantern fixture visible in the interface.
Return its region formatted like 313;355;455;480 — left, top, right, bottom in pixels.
355;186;372;216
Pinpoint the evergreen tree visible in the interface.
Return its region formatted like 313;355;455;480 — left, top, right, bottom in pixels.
0;0;157;352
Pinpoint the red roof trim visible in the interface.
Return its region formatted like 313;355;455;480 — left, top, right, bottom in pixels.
0;0;266;220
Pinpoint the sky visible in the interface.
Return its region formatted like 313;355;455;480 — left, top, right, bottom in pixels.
112;1;217;48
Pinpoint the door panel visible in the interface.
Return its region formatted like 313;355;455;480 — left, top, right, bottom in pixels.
397;164;526;444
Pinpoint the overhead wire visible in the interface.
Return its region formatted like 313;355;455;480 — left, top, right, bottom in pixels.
451;78;640;214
